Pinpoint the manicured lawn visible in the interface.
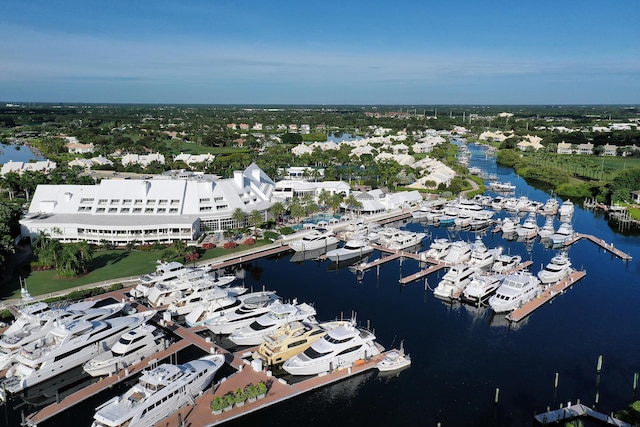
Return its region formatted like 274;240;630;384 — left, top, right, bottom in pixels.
3;239;272;299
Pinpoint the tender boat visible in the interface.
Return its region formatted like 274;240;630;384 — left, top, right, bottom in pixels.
1;311;155;398
433;264;477;300
489;272;542;313
91;354;225;427
550;222;575;246
537;252;573;285
325;239;374;262
228;300;317;346
289;228;339;252
491;254;522;273
201;291;282;333
0;302;126;370
254;319;350;366
83;324;168;377
283;321;382;376
442;240;472;265
461;273;505;304
376;345;411;372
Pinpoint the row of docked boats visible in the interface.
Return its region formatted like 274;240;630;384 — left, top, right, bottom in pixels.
422;236;575;313
498;214;576;246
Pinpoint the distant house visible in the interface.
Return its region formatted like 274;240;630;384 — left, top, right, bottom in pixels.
65;141;95;154
577;142;594;155
174;152;215;166
1;159;57;175
121;152;165;167
631;190;640;204
557;141;573;154
602;143;617;156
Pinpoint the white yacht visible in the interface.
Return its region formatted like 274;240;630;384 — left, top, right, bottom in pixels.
385;230;426;251
541;198;559;215
289;228;339;252
191;290;280;330
1;311;155;398
132;262;209;298
442;240;472;265
537;252;573;285
468;237;502;269
433;264;477;300
83;324;168;377
500;217;519;235
420;238;451;261
491;254;522;273
376;346;411;372
228;300;317;346
166;286;242;317
91;354;225;427
550;222;575;246
558;199;575;218
0;302;126;370
325;239;374;262
489;271;542;313
283;321;382;376
537;216;555;239
489;181;516;192
462;273;505;304
146;274;237;307
515;214;538;239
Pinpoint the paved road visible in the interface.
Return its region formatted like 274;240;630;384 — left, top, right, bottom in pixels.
460;178;481;197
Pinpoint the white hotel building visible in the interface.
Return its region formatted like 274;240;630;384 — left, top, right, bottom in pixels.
20;163;275;245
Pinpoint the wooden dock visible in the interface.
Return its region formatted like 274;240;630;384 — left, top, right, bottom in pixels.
534;403;632;426
204;245;292;271
565;233;632;261
507;270;587;323
399;261;447;285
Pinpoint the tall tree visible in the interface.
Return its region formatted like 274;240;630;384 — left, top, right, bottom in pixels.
232;208;246;230
248;210;263;236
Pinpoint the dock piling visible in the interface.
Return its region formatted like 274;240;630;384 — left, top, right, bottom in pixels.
596;355;603;373
494;387;500;404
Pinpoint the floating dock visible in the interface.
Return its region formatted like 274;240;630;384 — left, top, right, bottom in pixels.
507;270;587;323
534;403;632;426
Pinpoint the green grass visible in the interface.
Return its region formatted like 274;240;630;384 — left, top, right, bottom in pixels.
3;239;272;299
165;141;252;155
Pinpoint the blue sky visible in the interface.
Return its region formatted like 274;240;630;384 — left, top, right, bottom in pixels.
1;0;639;104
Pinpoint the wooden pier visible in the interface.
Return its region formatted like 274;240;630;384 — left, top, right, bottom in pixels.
507;270;587;323
564;233;632;261
534;403;631;426
204;245;292;271
399;261;447;285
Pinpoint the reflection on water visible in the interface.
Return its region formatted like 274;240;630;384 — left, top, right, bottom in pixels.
289;244;338;263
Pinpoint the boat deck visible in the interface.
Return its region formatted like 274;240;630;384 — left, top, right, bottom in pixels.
507;270;587;323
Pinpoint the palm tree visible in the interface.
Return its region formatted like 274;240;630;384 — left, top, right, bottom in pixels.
288;198;305;224
317;189;331;211
269;201;285;225
232;208;246;231
249;210;263;236
328;193;343;214
344;194;363;216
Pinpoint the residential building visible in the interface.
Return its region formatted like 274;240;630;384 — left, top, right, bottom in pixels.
19;163;275;245
1;159;57;176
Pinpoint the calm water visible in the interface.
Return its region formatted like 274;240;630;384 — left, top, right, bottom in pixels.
3;143;639;426
0;143;44;165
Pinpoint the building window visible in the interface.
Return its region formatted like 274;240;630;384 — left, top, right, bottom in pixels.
145;208;154;213
159;199;168;205
109;208;117;213
171;199;180;205
133;208;142;213
98;199;107;205
123;199;132;205
169;208;178;213
120;208;130;213
147;200;156;205
199;198;210;203
135;199;143;205
80;198;94;204
96;207;105;213
157;208;166;213
110;199;120;205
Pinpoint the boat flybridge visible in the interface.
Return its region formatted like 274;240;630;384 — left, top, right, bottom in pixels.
131;261;210;298
433;264;477;300
146;274;237;307
491;254;522;274
461;273;505;304
199;291;281;332
442;240;472;265
420;238;451;261
468;237;502;269
489;271;542;313
537;252;574;285
0;311;156;399
91;354;225;427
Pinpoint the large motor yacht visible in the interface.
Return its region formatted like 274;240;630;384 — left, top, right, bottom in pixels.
442;240;472;265
558;199;575;218
550;222;575;246
282;321;382;376
131;261;209;298
385;230;427;251
0;301;126;370
254;319;351;366
1;311;155;399
420;238;451;261
146;274;237;308
325;239;374;262
433;264;477;300
91;354;225;427
515;213;538;239
289;228;339;252
537;252;574;285
489;272;542;313
491;254;522;273
83;324;168;377
228;300;317;346
461;273;505;304
201;291;282;333
468;237;502;269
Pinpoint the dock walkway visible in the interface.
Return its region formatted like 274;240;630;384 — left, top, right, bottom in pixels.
507;270;587;323
565;233;632;261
